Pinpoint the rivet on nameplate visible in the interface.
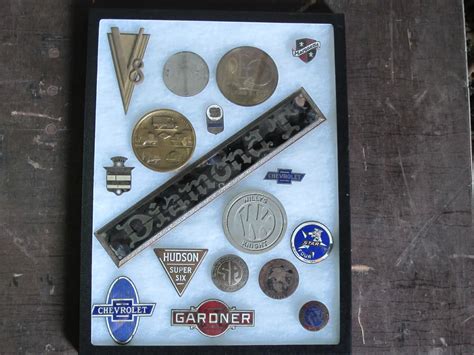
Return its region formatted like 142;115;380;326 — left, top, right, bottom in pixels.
108;27;150;114
154;248;207;296
91;276;155;345
104;156;134;196
206;104;224;134
264;168;305;184
292;38;321;63
171;299;254;337
291;221;333;264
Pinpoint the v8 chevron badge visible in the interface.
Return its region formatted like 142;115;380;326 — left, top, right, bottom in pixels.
171;299;254;337
91;276;155;344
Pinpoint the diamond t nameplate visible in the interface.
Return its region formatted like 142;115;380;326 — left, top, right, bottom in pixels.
95;88;327;267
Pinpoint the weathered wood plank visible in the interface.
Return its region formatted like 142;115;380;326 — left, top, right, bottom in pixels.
327;0;473;353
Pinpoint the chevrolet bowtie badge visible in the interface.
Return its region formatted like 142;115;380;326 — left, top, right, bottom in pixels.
107;27;150;114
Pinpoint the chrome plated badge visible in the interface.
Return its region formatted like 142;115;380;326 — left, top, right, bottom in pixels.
108;27;150;113
223;190;287;254
206;104;224;134
91;276;155;345
171;299;254;337
154;248;207;296
211;254;249;292
163;51;209;97
104;156;134;196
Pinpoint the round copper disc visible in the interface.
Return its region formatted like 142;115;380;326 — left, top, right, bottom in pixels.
216;46;278;106
258;258;299;299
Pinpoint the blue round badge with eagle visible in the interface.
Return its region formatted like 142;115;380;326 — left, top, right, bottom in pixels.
291;221;333;264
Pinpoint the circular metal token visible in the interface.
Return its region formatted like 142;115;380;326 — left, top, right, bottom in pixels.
291;221;334;264
211;254;249;292
131;109;196;172
216;46;278;106
258;258;299;299
163;51;209;97
299;301;329;331
223;190;287;254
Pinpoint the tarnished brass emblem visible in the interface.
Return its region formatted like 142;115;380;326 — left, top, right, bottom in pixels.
131;109;196;172
108;27;150;114
216;46;278;106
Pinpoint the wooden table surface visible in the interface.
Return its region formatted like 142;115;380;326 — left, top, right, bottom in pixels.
0;0;472;354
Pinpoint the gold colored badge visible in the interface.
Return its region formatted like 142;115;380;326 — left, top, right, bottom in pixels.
108;27;150;114
131;109;196;172
154;248;208;296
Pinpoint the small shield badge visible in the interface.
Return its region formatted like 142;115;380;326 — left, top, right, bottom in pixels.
292;38;321;63
104;156;134;196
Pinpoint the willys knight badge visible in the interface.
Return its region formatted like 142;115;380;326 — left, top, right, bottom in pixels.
292;38;321;63
104;156;134;196
108;27;150;113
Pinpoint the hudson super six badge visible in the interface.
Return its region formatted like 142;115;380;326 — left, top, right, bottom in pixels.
108;27;150;113
91;276;155;344
171;299;254;337
154;248;207;296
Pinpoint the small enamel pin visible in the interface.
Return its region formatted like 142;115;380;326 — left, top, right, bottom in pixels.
292;38;321;63
104;156;134;196
291;221;333;264
108;27;150;114
264;168;305;184
206;104;224;134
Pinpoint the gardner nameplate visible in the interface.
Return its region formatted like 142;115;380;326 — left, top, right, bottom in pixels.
95;88;327;267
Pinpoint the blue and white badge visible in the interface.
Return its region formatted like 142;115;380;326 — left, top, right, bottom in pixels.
91;276;155;344
291;221;333;264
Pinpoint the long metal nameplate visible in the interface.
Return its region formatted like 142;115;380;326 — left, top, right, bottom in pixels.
95;88;327;267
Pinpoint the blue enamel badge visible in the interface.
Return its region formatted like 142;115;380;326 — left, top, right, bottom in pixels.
91;276;155;344
291;222;333;264
264;169;305;184
299;301;329;331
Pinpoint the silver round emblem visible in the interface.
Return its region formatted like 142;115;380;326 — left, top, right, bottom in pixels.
223;190;287;254
211;254;249;292
163;51;209;97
